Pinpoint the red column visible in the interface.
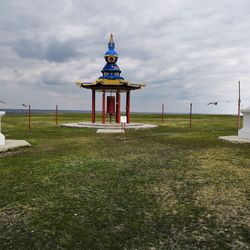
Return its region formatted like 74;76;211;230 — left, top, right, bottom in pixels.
126;91;130;123
102;90;106;124
116;91;121;123
92;90;95;123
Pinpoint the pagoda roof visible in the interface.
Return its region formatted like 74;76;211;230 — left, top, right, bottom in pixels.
76;79;144;92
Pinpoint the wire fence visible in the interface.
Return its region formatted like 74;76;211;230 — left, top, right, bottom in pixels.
1;96;249;131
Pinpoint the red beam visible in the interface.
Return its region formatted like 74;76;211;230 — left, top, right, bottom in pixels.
92;90;95;123
102;91;106;124
126;91;130;123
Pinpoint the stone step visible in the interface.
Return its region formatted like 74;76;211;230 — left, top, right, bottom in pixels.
96;129;125;134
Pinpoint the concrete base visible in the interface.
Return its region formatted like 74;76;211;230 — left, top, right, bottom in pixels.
219;136;250;144
97;129;125;134
239;107;250;139
0;133;5;146
62;122;158;130
0;140;31;152
238;129;250;139
0;111;5;145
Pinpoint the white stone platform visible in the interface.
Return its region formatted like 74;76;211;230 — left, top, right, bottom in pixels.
0;111;5;145
219;107;250;144
0;140;31;152
61;122;158;130
238;107;250;139
219;136;250;143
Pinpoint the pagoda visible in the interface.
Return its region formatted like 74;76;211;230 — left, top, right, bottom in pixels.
77;34;144;124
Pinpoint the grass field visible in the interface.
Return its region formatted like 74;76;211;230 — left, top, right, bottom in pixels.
0;113;249;249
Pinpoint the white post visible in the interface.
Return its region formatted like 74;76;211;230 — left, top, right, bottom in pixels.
0;111;6;145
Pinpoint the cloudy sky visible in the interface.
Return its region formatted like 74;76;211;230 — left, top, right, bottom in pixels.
1;0;250;114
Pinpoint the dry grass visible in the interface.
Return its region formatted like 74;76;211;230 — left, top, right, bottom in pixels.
0;113;249;249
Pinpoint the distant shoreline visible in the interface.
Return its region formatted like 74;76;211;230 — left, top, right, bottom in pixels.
1;109;237;116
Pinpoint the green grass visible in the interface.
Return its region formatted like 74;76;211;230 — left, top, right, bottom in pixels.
0;113;249;249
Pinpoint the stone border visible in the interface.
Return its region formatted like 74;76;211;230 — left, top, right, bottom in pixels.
61;122;158;130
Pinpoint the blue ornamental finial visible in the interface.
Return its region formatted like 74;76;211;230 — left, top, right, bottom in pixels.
105;33;118;57
99;33;124;80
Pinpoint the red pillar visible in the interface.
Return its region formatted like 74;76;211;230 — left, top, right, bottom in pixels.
92;90;95;123
126;91;130;123
116;91;121;123
102;90;106;124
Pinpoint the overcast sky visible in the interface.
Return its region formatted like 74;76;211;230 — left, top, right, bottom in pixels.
1;0;250;114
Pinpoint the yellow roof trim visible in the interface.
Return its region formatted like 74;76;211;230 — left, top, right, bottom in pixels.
96;79;123;85
76;79;145;88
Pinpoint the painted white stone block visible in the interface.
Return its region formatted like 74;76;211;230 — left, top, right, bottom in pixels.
239;107;250;139
0;111;5;145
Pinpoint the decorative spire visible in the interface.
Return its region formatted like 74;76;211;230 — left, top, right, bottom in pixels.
109;33;114;43
99;33;124;80
108;33;115;50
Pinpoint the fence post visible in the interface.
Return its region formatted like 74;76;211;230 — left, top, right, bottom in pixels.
28;105;31;132
189;103;192;128
161;104;164;123
56;105;58;126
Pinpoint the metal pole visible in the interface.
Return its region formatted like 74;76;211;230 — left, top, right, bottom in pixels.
237;81;241;131
123;122;126;140
189;103;192;128
28;105;31;132
56;105;58;126
161;104;164;123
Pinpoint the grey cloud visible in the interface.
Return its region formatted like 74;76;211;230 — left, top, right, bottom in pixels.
14;37;80;63
14;39;43;59
1;0;250;113
40;71;64;86
45;38;79;63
